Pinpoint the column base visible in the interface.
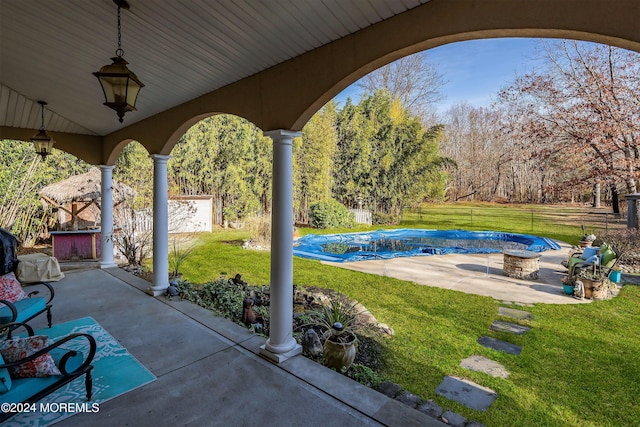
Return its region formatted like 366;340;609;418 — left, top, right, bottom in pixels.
259;343;302;364
147;286;168;297
99;261;118;269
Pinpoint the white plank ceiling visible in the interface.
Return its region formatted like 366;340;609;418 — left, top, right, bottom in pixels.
0;0;430;136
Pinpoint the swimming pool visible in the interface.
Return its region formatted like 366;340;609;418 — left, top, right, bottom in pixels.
293;229;560;262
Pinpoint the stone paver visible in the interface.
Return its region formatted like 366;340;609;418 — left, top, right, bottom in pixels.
376;381;401;398
395;390;422;408
417;400;443;419
460;355;509;378
435;376;498;412
490;320;530;335
498;306;533;320
441;409;467;427
478;336;522;355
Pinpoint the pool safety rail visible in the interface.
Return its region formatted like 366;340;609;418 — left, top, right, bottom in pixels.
293;229;561;263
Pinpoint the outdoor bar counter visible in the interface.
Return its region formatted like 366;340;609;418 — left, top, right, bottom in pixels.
50;229;101;261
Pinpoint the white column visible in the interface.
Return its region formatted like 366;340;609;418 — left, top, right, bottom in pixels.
260;129;302;363
148;154;171;296
99;165;117;268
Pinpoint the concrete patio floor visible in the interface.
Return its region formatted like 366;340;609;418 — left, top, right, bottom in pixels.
323;242;590;305
24;266;445;427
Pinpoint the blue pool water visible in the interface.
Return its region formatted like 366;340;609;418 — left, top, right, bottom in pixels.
293;229;560;263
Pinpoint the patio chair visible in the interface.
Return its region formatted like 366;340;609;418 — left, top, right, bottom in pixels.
568;243;622;281
0;321;96;422
0;229;55;329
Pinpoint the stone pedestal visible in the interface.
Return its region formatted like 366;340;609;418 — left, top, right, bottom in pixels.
503;249;540;280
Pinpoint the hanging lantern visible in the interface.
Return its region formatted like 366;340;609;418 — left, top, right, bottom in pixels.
93;0;144;123
31;101;55;160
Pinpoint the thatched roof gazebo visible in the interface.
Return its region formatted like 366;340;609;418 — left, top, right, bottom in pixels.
40;167;135;230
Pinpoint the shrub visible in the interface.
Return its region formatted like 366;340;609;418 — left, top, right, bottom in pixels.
345;363;384;388
309;199;355;229
168;236;196;275
245;213;271;247
372;211;400;225
176;278;271;332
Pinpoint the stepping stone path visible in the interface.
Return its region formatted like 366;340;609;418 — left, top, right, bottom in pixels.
460;355;509;378
435;376;498;412
490;320;530;335
477;336;522;355
498;306;533;320
434;306;534;419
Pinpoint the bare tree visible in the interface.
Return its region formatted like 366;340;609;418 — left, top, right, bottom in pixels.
440;104;512;201
497;40;640;213
357;52;446;119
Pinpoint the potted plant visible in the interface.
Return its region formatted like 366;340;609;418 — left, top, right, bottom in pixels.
561;275;575;295
313;293;359;371
575;266;607;299
609;266;622;283
579;225;596;248
168;238;196;281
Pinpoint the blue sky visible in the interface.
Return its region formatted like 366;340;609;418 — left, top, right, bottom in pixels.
334;38;544;114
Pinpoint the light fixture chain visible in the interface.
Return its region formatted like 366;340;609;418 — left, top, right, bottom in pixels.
40;102;45;131
116;5;124;57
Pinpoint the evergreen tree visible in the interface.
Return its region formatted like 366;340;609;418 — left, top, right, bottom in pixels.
293;101;338;223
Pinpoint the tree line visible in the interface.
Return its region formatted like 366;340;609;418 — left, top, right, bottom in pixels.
2;39;639;244
442;41;640;213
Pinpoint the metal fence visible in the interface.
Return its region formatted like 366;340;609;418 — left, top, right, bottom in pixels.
402;205;627;236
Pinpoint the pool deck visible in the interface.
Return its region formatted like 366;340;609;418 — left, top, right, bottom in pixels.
323;242;592;304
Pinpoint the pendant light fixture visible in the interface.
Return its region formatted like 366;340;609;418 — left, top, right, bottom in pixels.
93;0;144;123
31;101;55;160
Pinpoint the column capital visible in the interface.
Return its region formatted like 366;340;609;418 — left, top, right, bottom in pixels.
150;154;172;163
99;164;115;171
264;129;301;141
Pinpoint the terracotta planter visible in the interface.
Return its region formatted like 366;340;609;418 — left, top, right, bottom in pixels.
322;331;356;371
580;278;602;299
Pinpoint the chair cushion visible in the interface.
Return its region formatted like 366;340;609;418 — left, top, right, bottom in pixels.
580;247;599;260
0;297;46;324
0;335;61;378
0;272;27;308
585;255;600;265
601;249;616;267
0;376;59;401
0;353;12;392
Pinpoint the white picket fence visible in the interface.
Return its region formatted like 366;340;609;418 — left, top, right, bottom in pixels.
350;209;372;225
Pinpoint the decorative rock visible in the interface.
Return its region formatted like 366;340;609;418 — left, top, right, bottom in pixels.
395;390;422;408
376;381;402;398
301;329;322;356
490;320;530;335
376;322;394;336
436;376;497;411
166;284;179;297
440;409;467;427
466;421;487;427
498;306;532;320
460;355;509;378
478;336;522;355
417;399;443;419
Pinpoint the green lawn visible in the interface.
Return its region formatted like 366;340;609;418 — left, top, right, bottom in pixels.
180;203;640;427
